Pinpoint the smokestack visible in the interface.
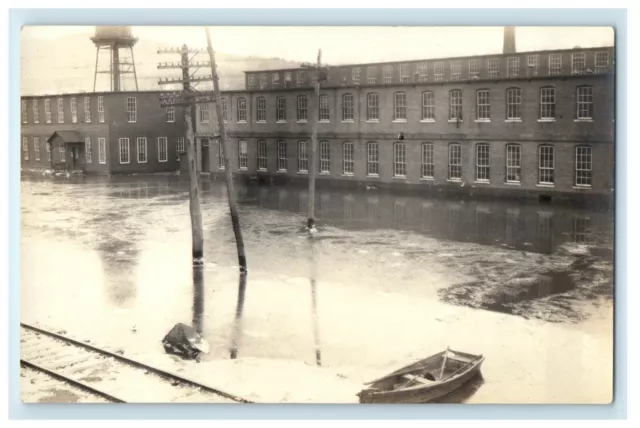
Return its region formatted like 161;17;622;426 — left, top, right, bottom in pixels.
503;26;516;54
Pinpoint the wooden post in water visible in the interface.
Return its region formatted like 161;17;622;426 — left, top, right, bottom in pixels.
204;27;247;273
307;49;321;234
184;103;204;261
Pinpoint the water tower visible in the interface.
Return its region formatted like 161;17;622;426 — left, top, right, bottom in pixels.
91;26;139;92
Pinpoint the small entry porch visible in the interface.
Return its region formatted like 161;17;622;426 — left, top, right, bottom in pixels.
47;131;87;173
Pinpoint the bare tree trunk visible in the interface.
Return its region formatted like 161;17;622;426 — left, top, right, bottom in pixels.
204;27;247;273
184;105;204;262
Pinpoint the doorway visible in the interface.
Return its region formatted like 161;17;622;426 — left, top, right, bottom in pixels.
201;139;210;172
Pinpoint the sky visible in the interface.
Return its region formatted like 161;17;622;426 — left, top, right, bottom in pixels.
22;25;614;65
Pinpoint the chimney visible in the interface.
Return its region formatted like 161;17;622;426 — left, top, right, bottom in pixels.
503;26;516;54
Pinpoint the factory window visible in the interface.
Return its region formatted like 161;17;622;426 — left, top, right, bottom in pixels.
538;145;555;185
277;140;287;172
576;86;594;120
98;138;106;164
166;104;175;123
468;59;479;79
238;140;248;170
21;100;27;123
256;97;267;122
595;52;609;73
257;140;267;171
320;141;331;174
221;98;228;121
276;97;287;122
319;94;330;122
84;97;91;123
421;143;434;179
343;142;355;175
549;53;562;76
507;57;520;78
126;97;136;123
366;93;379;121
70;98;78;123
393;142;406;178
272;72;280;86
575;146;592;187
449;90;463;121
352;67;360;83
298;141;308;173
342;94;354;121
422;91;435;121
383;65;393;84
506;144;521;183
216;143;225;170
34;137;40;161
237;97;247;122
527;54;540;77
400;64;410;83
119;138;130;164
260;73;267;89
176;137;185;153
21;137;27;161
199;103;210;123
247;74;255;88
32;99;39;123
98;96;105;122
367;67;377;84
45;99;51;123
59;144;66;162
297;95;308;122
540;87;556;120
448;143;462;181
158;137;168;162
46;141;52;161
450;60;461;80
136;137;147;163
284;72;293;87
297;71;306;87
367;142;379;176
488;58;500;78
506;88;522;120
85;137;92;163
476;89;491;121
417;62;428;82
434;62;444;81
394;92;407;121
572;52;586;75
57;98;64;123
476;143;490;182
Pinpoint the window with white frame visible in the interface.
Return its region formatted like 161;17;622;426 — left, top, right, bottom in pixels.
394;92;407;121
450;61;461;80
272;72;280;86
284;72;292;86
126;97;136;123
277;140;287;171
488;58;500;78
177;137;185;153
506;88;522;120
448;144;462;180
538;145;555;184
595;51;609;73
33;99;39;123
393;143;406;177
45;99;51;123
383;65;393;84
248;74;256;88
276;97;286;122
119;138;130;164
84;97;91;123
319;94;330;121
527;54;540;77
320;141;330;173
70;98;78;123
576;86;594;120
166;103;175;123
260;74;267;89
343;142;354;175
98;96;105;122
21;100;27;123
84;137;92;163
136;137;147;163
297;95;308;122
59;144;66;162
476;89;491;120
367;67;377;84
506;144;521;183
417;62;428;82
257;140;267;171
297;71;306;87
422;91;435;121
400;64;410;83
199;103;210;123
218;143;226;169
158;137;168;162
238;140;248;169
449;90;463;121
421;143;434;179
469;59;479;79
507;57;520;78
298;141;308;172
46;141;52;161
540;87;556;120
98;138;106;164
434;62;444;81
57;98;64;123
367;142;379;176
221;98;228;121
237;97;247;122
367;93;379;121
352;67;360;83
476;144;490;181
575;146;592;187
572;52;586;75
549;53;562;76
256;97;267;122
34;137;40;161
342;94;354;121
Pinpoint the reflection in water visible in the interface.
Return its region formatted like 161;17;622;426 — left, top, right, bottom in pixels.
309;238;322;367
229;272;247;359
192;265;204;334
574;217;591;243
432;373;485;404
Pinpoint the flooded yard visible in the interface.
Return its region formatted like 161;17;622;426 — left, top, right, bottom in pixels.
19;174;614;404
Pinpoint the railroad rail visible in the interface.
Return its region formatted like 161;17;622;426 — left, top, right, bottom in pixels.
20;322;252;403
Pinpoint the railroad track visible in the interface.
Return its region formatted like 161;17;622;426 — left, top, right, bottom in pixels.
20;322;251;404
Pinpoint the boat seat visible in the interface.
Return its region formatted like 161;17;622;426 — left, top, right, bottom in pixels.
399;374;432;385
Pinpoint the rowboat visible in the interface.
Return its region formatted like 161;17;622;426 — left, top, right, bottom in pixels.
357;348;484;404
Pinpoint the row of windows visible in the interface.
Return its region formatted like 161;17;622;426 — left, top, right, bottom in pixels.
22;96;106;124
217;141;594;188
117;137;178;164
212;85;596;125
21;137;107;164
247;51;611;89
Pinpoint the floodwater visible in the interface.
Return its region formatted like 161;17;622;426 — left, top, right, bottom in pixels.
20;174;614;404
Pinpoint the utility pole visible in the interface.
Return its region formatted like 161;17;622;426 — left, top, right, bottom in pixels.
157;45;215;263
204;27;248;273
